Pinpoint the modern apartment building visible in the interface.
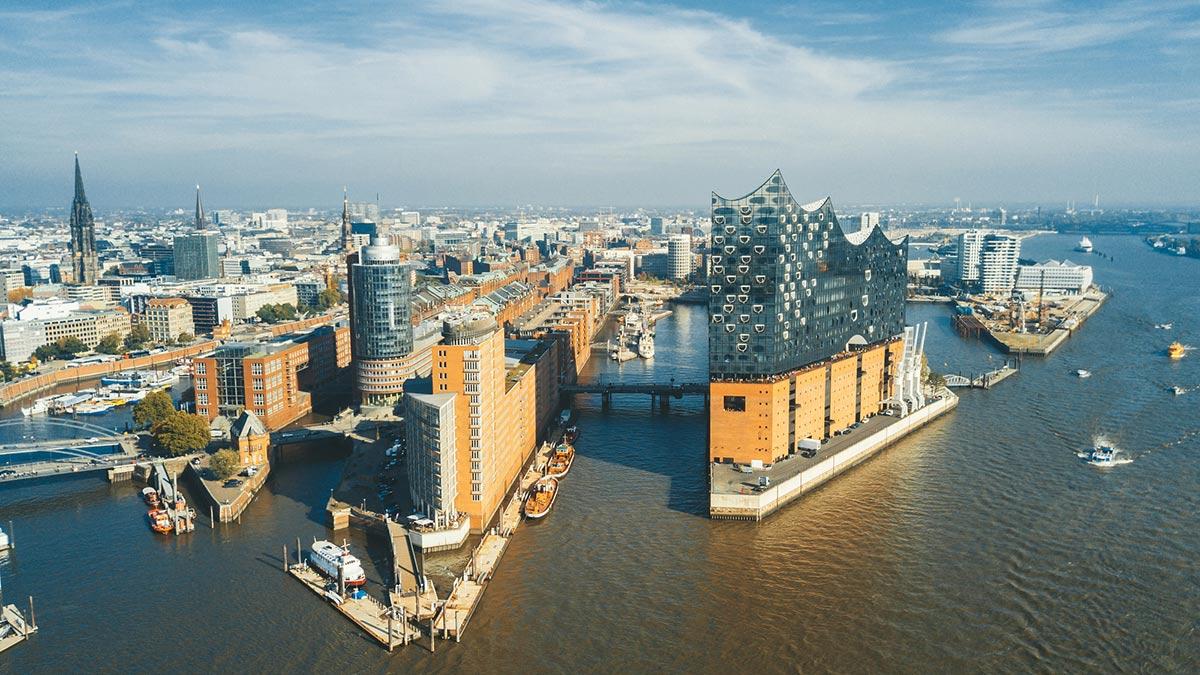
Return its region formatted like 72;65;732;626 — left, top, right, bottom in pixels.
406;311;562;542
952;230;1021;293
667;233;693;280
707;171;908;465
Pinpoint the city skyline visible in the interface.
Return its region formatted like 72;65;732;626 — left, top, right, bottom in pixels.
2;1;1199;209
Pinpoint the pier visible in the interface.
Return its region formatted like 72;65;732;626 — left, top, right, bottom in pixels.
944;362;1019;389
0;600;37;654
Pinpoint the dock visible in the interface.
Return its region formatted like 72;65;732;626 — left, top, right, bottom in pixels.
285;560;419;650
385;520;439;621
0;602;36;654
432;438;558;640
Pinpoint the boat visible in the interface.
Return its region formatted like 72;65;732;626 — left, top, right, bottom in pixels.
1081;445;1128;468
523;476;559;519
20;396;54;417
142;487;159;506
546;444;575;479
1155;323;1173;330
1074;369;1091;378
1171;385;1187;396
147;508;173;534
559;409;572;425
0;525;9;552
1168;342;1186;359
638;332;655;359
73;400;114;415
563;424;579;444
309;540;367;588
101;370;179;389
1075;236;1093;253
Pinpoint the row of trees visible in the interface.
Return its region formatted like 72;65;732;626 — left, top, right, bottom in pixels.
256;289;347;324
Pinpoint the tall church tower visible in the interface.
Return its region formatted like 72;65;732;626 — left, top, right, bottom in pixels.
70;154;100;285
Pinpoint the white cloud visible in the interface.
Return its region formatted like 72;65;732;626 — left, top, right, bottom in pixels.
0;0;1197;206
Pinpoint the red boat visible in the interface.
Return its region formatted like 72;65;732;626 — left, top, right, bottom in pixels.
147;508;173;534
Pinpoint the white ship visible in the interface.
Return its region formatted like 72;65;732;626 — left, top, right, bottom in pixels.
638;332;655;359
309;540;367;588
1075;236;1093;253
21;395;55;417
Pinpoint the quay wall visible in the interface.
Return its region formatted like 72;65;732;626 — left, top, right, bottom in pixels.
0;341;217;407
187;461;272;523
710;394;958;521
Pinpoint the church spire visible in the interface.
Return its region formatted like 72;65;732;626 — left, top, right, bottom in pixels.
74;152;87;202
195;184;206;228
69;153;99;285
341;186;353;252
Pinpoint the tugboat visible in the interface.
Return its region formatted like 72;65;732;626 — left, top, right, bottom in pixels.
1168;342;1187;359
546;444;575;479
524;477;559;519
147;508;173;534
309;540;367;588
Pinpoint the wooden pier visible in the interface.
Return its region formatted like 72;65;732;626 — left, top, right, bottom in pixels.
285;559;420;651
0;601;37;654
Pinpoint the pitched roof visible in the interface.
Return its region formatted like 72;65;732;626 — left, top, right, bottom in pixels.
231;409;268;438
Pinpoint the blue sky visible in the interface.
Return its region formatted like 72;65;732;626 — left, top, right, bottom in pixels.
1;0;1198;209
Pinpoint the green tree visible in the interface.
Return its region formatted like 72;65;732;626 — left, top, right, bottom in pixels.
96;332;123;355
209;449;242;480
151;412;211;456
57;336;88;357
316;288;345;310
0;360;16;381
256;304;278;323
278;303;297;321
34;344;60;362
125;323;151;349
133;389;176;428
176;332;193;345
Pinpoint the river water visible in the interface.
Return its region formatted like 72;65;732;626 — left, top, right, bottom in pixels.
1;234;1197;672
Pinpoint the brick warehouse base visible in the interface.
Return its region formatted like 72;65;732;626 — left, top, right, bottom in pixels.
709;392;957;520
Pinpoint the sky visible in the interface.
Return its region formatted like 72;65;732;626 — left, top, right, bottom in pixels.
1;0;1198;210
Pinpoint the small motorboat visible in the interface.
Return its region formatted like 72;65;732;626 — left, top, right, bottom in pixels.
1155;323;1173;330
1171;385;1187;396
559;409;572;426
546;444;575;479
1074;369;1091;378
1168;342;1187;359
524;477;559;519
1080;445;1130;468
142;487;159;506
563;425;579;444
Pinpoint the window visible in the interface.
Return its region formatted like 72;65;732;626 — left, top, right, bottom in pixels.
723;395;746;412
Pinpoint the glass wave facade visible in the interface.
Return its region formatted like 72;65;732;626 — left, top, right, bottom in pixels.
708;171;906;379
